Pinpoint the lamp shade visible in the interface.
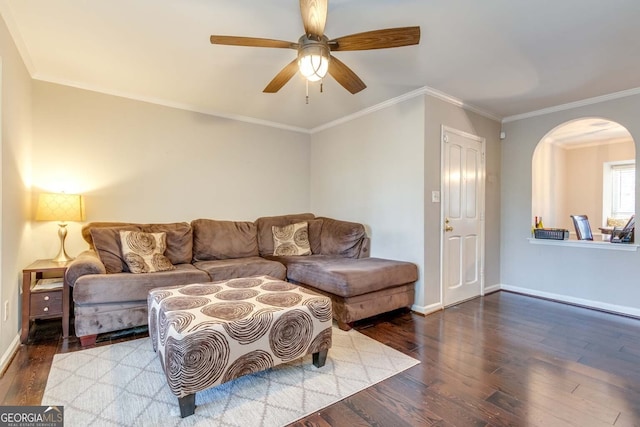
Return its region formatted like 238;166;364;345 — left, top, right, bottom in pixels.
36;193;85;222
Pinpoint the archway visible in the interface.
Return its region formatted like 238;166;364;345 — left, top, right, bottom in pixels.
532;118;635;239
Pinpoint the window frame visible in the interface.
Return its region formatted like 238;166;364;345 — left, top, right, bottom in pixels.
602;160;635;226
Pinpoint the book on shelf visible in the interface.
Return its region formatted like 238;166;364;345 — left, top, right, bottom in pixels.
34;278;63;291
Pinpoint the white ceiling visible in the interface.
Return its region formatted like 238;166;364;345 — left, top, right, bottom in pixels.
2;0;640;131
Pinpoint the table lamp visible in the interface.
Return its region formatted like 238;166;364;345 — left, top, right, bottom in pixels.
35;192;85;262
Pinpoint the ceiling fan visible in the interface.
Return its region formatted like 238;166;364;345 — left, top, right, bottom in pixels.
210;0;420;95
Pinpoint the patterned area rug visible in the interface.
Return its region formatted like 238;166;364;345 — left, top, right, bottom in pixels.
43;327;419;426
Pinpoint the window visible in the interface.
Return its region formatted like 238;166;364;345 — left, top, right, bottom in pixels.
604;161;635;221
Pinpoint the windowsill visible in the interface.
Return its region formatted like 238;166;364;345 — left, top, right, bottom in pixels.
528;238;639;251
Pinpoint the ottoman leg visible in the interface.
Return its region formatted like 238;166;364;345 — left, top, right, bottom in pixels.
313;349;328;368
178;393;196;418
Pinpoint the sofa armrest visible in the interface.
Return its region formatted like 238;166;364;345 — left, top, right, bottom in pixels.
65;250;106;287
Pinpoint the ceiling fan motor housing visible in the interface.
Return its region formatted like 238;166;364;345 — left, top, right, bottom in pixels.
297;35;331;81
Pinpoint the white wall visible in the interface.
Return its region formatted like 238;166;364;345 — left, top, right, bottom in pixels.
502;95;640;315
309;96;426;308
0;14;33;361
30;82;311;258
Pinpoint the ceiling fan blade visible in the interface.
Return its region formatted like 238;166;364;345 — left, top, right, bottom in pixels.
263;59;299;93
329;26;420;51
210;35;297;49
299;0;328;37
328;55;366;94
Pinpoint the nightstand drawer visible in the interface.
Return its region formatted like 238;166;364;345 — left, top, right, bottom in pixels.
30;291;63;317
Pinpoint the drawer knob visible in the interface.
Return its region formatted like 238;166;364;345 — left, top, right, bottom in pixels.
44;296;50;301
43;307;49;312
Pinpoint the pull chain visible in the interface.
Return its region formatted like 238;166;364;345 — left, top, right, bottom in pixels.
305;80;309;104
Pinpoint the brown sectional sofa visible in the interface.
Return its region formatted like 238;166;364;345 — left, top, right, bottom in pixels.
66;213;418;346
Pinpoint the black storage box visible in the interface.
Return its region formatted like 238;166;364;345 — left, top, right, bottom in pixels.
534;228;570;240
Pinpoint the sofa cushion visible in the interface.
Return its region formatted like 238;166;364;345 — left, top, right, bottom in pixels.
255;213;316;257
142;222;193;265
192;219;258;261
318;217;366;258
193;257;286;281
73;263;209;304
285;257;418;298
272;221;312;256
263;254;343;269
83;221;194;268
120;231;175;273
82;222;138;247
90;225;141;273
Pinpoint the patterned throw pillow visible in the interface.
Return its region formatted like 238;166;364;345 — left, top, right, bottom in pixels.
119;231;176;273
272;222;312;256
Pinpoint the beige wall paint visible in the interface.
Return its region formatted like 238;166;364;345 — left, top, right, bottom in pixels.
0;15;33;359
532;140;566;229
309;96;426;307
563;140;634;231
31;82;311;258
424;95;502;306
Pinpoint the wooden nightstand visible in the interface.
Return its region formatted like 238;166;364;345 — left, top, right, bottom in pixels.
21;259;71;344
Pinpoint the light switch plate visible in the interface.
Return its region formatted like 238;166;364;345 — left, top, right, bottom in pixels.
431;191;440;203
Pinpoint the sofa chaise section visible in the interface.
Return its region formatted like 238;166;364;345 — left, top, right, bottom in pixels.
285;257;417;330
256;214;416;330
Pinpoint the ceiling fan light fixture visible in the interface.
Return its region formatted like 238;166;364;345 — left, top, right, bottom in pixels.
297;37;330;82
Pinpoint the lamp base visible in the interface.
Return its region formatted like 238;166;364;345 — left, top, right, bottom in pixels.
52;223;74;263
52;250;74;264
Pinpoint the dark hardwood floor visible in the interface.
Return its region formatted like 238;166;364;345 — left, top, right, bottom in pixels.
2;291;640;426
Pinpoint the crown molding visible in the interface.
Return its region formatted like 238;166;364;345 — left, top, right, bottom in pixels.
422;86;502;122
502;86;640;124
33;74;501;135
32;74;310;134
0;1;36;75
310;85;501;134
309;87;427;133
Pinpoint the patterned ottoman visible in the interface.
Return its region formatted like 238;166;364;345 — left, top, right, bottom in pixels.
148;275;333;418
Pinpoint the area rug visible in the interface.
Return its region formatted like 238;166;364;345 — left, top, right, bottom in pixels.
42;327;419;426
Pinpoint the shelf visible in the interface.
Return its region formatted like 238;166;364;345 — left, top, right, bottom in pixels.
528;238;639;251
33;278;64;292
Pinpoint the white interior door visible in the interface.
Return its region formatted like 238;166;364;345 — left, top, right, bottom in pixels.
441;126;485;306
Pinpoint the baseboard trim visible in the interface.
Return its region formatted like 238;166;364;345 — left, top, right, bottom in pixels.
483;284;501;295
411;302;443;316
0;333;20;376
500;284;640;318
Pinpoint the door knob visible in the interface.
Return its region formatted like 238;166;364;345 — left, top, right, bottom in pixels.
444;218;453;232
